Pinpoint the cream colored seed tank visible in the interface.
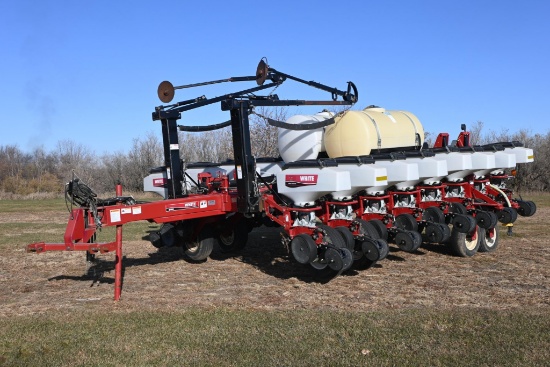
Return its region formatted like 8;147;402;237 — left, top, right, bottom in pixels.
323;107;424;158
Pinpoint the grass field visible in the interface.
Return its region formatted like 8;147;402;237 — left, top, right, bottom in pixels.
1;194;549;366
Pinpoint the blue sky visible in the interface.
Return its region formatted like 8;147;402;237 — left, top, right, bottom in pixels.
1;0;549;155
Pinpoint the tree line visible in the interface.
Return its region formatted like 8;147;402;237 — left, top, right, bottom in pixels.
1;115;548;198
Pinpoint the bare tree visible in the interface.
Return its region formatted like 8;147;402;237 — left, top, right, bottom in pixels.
468;121;485;145
55;139;97;185
249;106;287;158
125;133;164;191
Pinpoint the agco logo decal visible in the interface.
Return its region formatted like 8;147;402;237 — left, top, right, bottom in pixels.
153;178;166;187
166;200;208;212
285;174;318;187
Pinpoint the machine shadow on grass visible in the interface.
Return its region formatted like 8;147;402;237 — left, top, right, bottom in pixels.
47;228;453;288
47;246;185;287
209;226;430;283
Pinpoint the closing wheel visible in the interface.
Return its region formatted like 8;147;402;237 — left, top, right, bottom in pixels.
310;257;328;270
423;206;445;224
394;231;416;252
377;239;390;260
409;230;423;251
478;226;499;253
369;219;389;240
325;248;344;272
439;223;451;243
362;239;381;262
291;234;318;264
497;207;518;224
452;214;476;233
339;247;354;272
185;226;216;261
448;225;480;257
316;224;346;249
362;239;389;262
526;201;537;216
310;224;346;271
475;211;496;229
217;219;249;253
449;202;468;215
335;226;355;252
423;223;445;243
355;219;379;240
394;213;419;232
517;200;537;217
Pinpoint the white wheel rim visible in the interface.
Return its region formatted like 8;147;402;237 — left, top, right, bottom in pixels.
465;229;478;250
485;228;497;248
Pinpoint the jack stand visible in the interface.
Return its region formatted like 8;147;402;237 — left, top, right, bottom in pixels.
505;223;514;236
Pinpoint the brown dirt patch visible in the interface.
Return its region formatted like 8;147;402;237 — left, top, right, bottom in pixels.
1;207;549;317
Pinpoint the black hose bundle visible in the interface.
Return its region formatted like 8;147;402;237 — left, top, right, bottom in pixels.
64;174;137;229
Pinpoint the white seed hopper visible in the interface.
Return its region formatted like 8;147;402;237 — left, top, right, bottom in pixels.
504;146;534;164
329;158;388;201
433;152;473;182
365;159;420;194
276;166;351;207
476;151;516;178
403;156;448;185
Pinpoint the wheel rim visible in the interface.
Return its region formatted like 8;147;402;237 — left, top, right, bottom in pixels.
219;231;235;246
484;228;497;248
465;227;478;251
186;240;199;252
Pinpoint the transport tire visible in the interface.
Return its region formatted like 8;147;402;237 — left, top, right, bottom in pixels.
335;226;355;252
152;223;176;248
369;219;389;240
217;219;249;253
394;214;418;232
478;226;499;253
291;234;318;264
185;227;216;261
422;206;445;224
497;207;518;224
448;225;480;257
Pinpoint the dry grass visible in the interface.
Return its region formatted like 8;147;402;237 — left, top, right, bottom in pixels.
0;192;548;365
